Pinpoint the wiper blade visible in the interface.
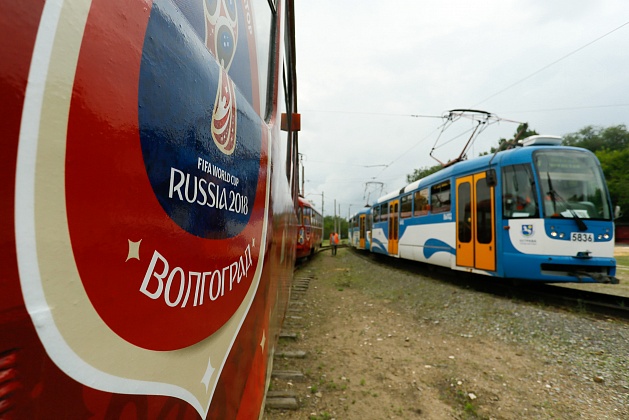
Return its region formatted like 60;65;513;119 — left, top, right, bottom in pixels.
547;172;557;215
546;172;588;231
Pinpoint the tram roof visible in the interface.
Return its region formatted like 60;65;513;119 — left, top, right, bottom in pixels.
371;140;594;206
349;205;372;219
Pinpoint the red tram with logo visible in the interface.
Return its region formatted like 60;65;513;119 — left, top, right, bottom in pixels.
296;196;324;259
0;0;300;417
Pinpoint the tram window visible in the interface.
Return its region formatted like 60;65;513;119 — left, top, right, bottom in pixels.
249;0;275;119
534;150;611;220
380;203;389;221
373;206;380;222
431;182;451;213
476;178;492;244
400;194;412;218
413;189;429;216
502;164;539;219
304;208;311;226
457;182;472;243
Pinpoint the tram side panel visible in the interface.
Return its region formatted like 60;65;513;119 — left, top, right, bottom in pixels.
1;0;299;417
398;215;456;269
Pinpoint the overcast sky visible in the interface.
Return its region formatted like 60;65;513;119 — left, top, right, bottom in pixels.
293;0;629;218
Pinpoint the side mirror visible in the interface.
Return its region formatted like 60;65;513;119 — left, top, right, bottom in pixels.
485;169;497;187
614;205;623;219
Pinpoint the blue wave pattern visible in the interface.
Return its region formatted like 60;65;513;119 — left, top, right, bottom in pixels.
423;238;455;259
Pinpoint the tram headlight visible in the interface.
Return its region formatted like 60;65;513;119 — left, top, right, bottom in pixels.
550;231;558;237
559;233;565;238
603;233;610;240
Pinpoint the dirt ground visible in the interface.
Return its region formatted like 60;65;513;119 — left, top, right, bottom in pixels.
265;248;629;420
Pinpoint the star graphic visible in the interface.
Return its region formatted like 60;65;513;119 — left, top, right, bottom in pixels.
260;331;266;351
201;356;215;393
126;239;141;262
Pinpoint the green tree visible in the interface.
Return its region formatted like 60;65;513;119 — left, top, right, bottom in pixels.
562;124;629;222
324;215;348;241
596;148;629;220
563;124;629;152
493;123;538;153
406;164;442;183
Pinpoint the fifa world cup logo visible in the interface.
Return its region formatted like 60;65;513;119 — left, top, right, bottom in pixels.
204;0;238;155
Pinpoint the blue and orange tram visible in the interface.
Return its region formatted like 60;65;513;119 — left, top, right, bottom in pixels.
296;196;323;259
348;206;372;251
350;136;618;283
1;0;300;417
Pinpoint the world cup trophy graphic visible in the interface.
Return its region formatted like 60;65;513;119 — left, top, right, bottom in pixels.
204;0;238;155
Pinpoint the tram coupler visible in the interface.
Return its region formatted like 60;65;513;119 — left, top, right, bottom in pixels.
573;271;620;284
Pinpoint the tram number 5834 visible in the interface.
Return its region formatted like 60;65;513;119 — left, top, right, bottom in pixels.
571;232;594;242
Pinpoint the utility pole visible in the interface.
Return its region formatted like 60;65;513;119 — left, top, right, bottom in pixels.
347;204;352;240
333;199;337;234
338;202;341;238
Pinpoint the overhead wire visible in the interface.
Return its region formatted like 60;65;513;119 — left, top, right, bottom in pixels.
301;109;442;119
505;103;629;114
305;159;387;168
300;110;445;177
472;20;629;107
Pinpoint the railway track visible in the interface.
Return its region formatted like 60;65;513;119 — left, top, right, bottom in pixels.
349;248;629;321
508;283;629;320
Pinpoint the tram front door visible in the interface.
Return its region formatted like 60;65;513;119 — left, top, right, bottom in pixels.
455;172;496;271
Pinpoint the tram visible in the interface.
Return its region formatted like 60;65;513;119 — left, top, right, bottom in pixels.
348;206;372;251
0;0;300;417
352;136;618;283
296;196;324;259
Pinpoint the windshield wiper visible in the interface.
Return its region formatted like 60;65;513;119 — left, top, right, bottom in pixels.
546;172;588;231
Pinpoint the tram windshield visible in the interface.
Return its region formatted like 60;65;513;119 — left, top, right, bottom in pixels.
533;150;611;221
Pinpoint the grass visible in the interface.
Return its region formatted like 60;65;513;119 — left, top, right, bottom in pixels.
437;380;487;419
615;255;629;266
309;413;332;420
